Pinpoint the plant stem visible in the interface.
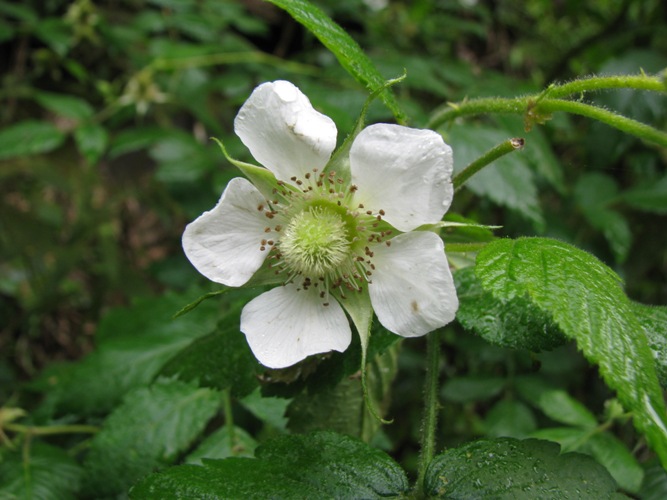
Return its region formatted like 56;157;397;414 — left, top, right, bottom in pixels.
453;138;525;191
427;73;667;148
222;389;236;449
416;329;442;495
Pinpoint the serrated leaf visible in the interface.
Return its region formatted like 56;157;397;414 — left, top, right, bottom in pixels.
82;378;220;498
475;237;667;468
266;0;405;123
0;442;82;500
455;267;566;351
32;290;221;416
445;124;544;228
632;302;667;387
424;437;619;498
0;120;66;160
74;123;108;164
130;431;409;499
536;389;598;429
34;91;94;120
158;320;261;398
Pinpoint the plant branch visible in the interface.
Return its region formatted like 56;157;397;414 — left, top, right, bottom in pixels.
416;329;442;494
453;138;525;191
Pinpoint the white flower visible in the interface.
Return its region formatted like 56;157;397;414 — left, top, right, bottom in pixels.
183;81;458;369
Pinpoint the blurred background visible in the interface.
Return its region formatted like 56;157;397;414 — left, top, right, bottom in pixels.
1;0;666;477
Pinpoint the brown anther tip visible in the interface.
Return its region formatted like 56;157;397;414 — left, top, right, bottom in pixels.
379;209;385;216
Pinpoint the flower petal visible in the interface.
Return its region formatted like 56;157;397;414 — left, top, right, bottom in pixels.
182;177;270;287
241;284;351;369
350;123;453;232
234;80;337;182
369;231;458;337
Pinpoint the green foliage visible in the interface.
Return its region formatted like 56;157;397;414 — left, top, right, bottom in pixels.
130;431;410;498
424;438;620;498
475;238;667;468
454;266;566;352
0;442;83;500
0;121;66;160
32;290;222;415
2;0;666;497
266;0;406;123
81;378;220;497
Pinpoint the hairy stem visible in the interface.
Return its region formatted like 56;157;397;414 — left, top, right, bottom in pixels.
427;74;667;148
416;329;442;494
453;138;525;191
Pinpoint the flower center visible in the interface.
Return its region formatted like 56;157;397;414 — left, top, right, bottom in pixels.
279;205;350;277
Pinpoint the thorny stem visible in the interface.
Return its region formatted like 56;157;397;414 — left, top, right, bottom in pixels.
453;138;525;191
416;329;441;495
427;74;667;148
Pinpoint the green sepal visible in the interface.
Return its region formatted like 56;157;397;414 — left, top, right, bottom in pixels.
172;289;230;319
339;289;392;424
211;137;293;202
325;73;407;185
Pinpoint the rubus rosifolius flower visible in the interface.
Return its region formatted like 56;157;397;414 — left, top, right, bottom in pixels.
183;80;458;369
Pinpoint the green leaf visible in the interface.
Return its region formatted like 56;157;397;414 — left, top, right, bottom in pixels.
535;389;598;429
424;437;619;498
185;425;257;464
475;237;667;468
484;399;537;438
287;343;398;440
574;173;631;262
455;267;567;351
74;123;108;164
240;388;290;431
32;290;221;416
34;18;72;56
622;176;667;214
130;431;409;498
82;378;220;498
530;426;591;452
445;124;544;228
632;302;667;387
34;91;94;120
266;0;405;123
0;120;66;160
158;320;261;398
441;374;506;403
639;461;667;500
586;432;644;494
0;442;82;500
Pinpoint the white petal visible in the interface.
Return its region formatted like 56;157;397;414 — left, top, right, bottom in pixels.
350;123;453;232
241;284;351;369
182;177;270;287
369;231;458;337
234;81;337;182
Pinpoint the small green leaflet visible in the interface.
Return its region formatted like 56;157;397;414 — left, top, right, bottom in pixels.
130;431;409;499
475;237;667;468
266;0;406;123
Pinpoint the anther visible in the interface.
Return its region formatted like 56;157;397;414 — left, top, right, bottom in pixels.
379;209;385;216
257;204;264;211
